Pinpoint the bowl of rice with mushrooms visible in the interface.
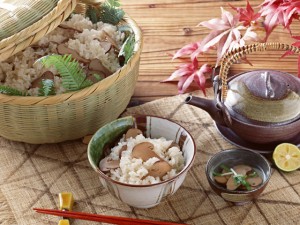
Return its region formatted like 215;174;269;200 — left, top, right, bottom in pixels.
88;115;196;208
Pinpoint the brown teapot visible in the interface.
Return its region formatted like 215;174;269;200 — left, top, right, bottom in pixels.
185;43;300;145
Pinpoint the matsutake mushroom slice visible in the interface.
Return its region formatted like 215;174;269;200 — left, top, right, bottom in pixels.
88;59;111;77
226;177;242;191
119;145;127;157
214;176;228;184
246;176;263;187
125;128;143;140
233;165;252;174
99;41;112;53
226;176;240;191
57;24;83;40
222;169;231;180
132;142;158;161
99;156;120;172
148;161;172;178
226;165;250;191
103;30;119;50
58;24;83;33
30;71;55;88
57;44;90;64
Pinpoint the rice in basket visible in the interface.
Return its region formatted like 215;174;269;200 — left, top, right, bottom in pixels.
99;129;185;185
0;14;125;96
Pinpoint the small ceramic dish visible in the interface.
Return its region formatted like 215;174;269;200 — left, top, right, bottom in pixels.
206;149;271;205
88;115;196;208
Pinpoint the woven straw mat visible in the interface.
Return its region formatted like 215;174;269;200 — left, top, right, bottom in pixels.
0;88;299;225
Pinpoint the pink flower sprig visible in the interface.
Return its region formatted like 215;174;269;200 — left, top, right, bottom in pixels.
166;0;300;94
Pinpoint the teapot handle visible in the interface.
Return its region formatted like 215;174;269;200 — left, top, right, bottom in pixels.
219;42;300;102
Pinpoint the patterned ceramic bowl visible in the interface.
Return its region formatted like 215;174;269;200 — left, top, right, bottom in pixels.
88;115;196;208
206;149;271;205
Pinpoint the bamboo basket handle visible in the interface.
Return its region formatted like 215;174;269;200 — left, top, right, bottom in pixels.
219;42;300;101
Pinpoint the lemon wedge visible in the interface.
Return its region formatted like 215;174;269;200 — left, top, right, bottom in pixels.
273;143;300;172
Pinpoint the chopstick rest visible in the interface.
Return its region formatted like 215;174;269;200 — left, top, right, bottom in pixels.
58;219;70;225
59;192;74;211
58;192;74;225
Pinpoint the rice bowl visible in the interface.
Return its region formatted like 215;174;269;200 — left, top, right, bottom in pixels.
88;115;196;208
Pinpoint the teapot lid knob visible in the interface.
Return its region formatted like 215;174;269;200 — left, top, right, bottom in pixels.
261;71;276;98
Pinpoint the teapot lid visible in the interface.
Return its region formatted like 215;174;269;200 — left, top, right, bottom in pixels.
224;70;300;125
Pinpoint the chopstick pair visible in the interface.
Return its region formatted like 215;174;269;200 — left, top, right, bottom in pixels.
33;208;187;225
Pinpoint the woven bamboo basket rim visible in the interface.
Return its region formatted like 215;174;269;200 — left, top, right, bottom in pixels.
219;42;300;101
0;14;142;105
0;0;76;62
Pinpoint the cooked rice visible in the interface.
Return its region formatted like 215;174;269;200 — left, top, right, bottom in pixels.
0;14;124;95
107;134;185;185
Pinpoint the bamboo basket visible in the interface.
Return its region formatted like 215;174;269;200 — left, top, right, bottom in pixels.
0;0;76;62
0;0;143;144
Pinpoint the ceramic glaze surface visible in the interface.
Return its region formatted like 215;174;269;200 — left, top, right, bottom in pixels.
225;70;300;124
99;170;187;208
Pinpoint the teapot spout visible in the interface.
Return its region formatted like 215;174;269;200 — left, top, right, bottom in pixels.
185;95;227;126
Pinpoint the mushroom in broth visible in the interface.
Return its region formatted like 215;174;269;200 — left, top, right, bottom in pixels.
213;164;263;191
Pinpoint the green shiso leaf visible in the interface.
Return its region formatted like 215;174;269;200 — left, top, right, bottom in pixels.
118;25;133;40
38;79;55;96
85;0;124;25
231;168;251;191
212;171;222;176
118;34;135;66
220;164;230;172
0;85;28;96
107;0;121;7
39;54;93;92
100;0;125;25
86;5;101;24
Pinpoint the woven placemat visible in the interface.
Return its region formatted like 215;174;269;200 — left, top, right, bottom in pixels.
0;89;300;225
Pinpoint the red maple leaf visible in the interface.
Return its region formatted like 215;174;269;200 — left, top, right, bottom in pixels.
172;41;202;60
260;0;300;40
291;36;300;78
281;36;300;77
199;7;259;65
230;0;261;26
163;58;212;94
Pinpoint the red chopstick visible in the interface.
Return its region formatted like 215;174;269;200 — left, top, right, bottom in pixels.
33;208;187;225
